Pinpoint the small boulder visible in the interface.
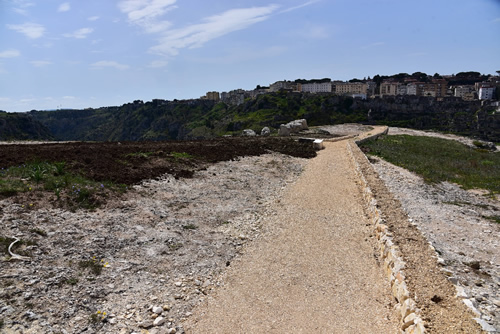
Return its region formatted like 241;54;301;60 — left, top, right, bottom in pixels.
278;124;291;136
242;129;256;137
261;127;271;136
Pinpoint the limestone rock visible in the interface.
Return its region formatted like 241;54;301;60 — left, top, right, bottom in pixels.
278;119;308;136
261;127;271;136
152;306;163;314
153;316;166;326
242;129;256;137
278;124;291;136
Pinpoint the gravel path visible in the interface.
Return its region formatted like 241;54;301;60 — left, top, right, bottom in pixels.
184;139;399;333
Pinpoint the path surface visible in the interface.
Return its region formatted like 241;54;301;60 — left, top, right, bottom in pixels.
184;136;399;333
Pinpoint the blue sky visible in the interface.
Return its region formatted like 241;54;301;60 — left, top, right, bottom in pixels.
1;0;499;112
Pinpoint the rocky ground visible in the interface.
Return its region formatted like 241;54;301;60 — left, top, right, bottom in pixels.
0;138;314;334
1;126;499;333
366;127;500;332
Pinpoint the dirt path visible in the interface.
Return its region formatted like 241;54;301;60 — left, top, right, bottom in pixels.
184;139;399;333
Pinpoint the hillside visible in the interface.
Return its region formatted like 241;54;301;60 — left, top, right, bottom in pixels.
2;93;497;142
0;112;54;141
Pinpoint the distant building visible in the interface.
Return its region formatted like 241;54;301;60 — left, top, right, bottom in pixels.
269;80;295;92
396;85;407;95
221;89;247;105
380;82;400;96
404;79;448;97
407;82;425;96
249;86;270;98
204;91;220;101
335;82;365;95
454;86;474;99
302;80;332;93
429;79;448;97
479;85;496;100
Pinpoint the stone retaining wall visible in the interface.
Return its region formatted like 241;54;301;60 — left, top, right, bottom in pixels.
347;140;426;334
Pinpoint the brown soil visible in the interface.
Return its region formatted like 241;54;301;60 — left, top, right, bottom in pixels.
0;137;316;186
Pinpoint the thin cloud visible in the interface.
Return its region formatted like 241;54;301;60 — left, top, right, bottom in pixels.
12;0;35;15
58;2;70;12
280;0;320;13
88;16;100;21
119;0;177;21
63;28;94;39
150;5;280;56
0;49;21;58
149;60;168;68
7;22;45;39
119;0;177;33
13;0;35;8
90;60;130;70
493;18;500;23
30;60;53;67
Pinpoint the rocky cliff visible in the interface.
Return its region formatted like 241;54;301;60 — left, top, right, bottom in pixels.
3;93;497;142
360;96;498;142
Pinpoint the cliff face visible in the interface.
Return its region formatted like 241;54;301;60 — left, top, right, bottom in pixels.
18;94;500;142
360;96;498;142
30;99;218;141
0;112;54;141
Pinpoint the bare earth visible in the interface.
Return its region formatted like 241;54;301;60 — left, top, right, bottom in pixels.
184;139;399;333
1;125;497;333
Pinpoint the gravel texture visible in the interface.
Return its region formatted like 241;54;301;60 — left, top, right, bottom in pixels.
0;153;307;334
184;139;399;333
1;125;494;333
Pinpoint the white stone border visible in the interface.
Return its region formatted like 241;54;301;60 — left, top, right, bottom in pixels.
347;140;426;334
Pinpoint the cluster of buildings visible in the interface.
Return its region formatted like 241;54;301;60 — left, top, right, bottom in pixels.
200;76;499;106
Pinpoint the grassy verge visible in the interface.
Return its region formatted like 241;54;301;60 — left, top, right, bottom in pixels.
360;135;500;194
0;161;125;210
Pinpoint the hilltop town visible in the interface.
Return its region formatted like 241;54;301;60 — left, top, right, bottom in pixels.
1;71;499;143
199;71;500;106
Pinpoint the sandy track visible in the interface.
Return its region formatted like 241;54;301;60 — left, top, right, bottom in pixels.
184;140;399;333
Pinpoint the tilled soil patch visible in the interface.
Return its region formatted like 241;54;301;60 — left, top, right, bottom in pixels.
0;137;316;186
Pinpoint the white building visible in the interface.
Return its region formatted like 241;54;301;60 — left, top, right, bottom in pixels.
302;81;332;93
479;86;496;100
